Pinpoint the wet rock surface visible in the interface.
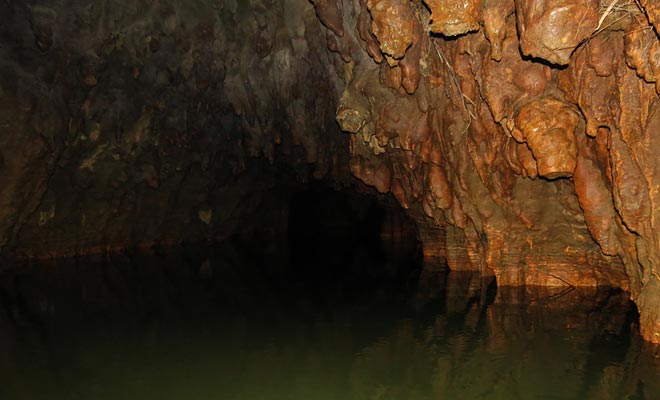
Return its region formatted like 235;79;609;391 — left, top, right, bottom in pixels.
309;0;660;344
2;0;660;345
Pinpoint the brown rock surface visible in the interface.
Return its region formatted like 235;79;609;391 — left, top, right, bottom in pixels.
367;0;415;63
309;0;660;344
482;0;515;61
512;97;579;179
0;0;349;258
3;0;660;345
516;0;599;65
424;0;482;36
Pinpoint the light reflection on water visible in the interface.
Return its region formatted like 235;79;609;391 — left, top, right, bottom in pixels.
0;242;658;400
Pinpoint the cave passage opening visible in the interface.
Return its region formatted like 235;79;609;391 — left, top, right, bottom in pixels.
285;182;425;290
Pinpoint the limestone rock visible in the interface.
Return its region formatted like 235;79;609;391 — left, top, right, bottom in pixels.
424;0;482;36
516;0;599;65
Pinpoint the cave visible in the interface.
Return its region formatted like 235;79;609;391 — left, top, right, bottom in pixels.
2;0;660;398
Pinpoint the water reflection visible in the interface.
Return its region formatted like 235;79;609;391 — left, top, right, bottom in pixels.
0;242;658;400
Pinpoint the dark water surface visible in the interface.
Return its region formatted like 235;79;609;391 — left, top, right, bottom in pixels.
0;238;659;400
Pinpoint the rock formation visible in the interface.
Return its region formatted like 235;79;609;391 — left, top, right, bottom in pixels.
0;0;349;257
312;0;660;344
2;0;660;344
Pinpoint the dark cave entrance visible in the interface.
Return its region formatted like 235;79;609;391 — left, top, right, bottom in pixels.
285;183;424;290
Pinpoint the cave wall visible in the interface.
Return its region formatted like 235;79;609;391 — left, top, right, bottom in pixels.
309;0;660;343
3;0;660;343
0;0;348;258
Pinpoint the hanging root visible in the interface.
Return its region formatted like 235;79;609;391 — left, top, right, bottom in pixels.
597;0;643;31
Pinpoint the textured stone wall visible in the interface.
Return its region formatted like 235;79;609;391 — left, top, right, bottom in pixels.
0;0;348;258
310;0;660;343
3;0;660;344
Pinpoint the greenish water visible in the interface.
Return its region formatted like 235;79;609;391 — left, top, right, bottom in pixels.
0;241;659;400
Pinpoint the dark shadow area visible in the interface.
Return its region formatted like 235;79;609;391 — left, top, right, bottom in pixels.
0;249;654;400
0;184;656;400
287;183;423;292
